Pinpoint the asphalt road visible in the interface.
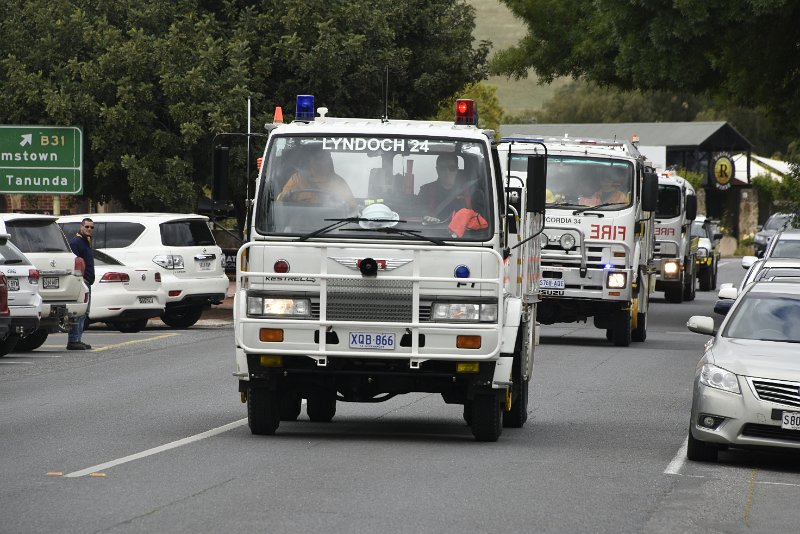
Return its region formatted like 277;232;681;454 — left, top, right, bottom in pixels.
2;259;799;533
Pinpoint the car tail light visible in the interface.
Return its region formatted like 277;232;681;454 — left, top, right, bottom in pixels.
0;274;8;316
74;257;85;275
28;269;40;285
100;272;130;283
155;272;161;282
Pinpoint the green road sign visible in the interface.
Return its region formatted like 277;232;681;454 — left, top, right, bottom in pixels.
0;125;83;194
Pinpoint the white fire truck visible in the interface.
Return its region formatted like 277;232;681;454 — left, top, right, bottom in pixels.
497;136;658;346
654;170;698;303
230;96;545;441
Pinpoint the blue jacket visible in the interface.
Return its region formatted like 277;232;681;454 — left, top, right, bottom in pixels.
69;233;95;285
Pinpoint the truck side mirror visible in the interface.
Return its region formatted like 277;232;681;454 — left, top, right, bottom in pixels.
685;195;697;221
213;145;231;202
526;155;546;213
641;172;658;212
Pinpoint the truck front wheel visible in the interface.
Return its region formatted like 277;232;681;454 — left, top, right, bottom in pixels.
471;392;503;442
612;312;632;347
247;387;280;435
664;286;683;303
698;267;712;291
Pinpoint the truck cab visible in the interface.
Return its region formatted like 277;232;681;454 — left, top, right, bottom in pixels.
654;171;698;303
497;136;658;346
231;97;545;441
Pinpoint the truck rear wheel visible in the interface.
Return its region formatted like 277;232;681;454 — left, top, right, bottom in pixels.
247;387;280;435
471;392;503;442
307;391;336;422
504;322;531;428
280;392;302;421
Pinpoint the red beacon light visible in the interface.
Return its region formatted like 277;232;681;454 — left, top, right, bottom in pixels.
455;99;477;125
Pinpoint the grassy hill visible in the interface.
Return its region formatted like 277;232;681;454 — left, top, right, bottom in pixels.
468;0;569;117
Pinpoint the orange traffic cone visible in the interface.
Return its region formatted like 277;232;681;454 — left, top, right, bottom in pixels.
274;106;284;124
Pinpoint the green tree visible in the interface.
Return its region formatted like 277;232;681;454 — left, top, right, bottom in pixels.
0;0;488;225
492;1;800;144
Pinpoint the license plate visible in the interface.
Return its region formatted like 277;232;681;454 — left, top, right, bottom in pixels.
43;277;59;289
540;278;565;289
349;332;395;350
782;411;800;430
7;278;19;291
138;296;154;304
197;260;212;271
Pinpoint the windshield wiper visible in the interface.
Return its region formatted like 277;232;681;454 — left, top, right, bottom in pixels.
358;227;447;246
572;202;627;215
547;201;582;208
296;217;362;242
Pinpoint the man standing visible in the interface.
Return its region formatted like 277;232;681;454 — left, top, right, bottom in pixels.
67;218;95;350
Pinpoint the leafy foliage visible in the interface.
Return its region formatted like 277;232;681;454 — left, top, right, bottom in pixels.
0;0;488;220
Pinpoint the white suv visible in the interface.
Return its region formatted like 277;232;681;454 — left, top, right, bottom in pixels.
0;214;89;351
59;213;228;328
0;235;43;355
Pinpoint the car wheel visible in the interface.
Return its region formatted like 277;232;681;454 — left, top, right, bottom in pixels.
471;392;503;442
14;329;48;352
161;307;204;329
687;430;719;462
307;390;336;422
698;267;712;291
0;334;20;357
247;387;280;435
114;318;150;333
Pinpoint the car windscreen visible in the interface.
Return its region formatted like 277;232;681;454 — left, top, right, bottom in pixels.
756;267;800;281
690;221;707;238
6;220;70;253
0;242;31;265
160;220;216;247
656;185;681;218
509;154;633;210
723;293;800;342
764;214;792;231
254;135;494;241
770;239;800;258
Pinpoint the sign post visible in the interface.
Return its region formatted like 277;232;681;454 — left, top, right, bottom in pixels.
0;125;83;194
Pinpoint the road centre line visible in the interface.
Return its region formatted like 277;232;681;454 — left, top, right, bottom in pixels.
64;418;248;477
90;333;178;352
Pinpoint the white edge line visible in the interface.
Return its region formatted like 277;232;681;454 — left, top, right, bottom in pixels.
664;438;688;475
64;418;248;477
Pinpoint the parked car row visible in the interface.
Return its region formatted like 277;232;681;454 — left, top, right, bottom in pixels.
0;212;229;356
685;224;800;462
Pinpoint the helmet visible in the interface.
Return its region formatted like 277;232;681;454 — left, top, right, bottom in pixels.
359;203;399;229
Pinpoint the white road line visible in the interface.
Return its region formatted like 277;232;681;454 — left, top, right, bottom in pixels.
64;418;248;477
664;439;688;475
0;361;34;364
756;480;800;488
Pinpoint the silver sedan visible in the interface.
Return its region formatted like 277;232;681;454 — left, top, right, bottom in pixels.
686;281;800;461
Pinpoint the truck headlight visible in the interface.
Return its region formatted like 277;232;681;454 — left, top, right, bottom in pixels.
699;364;741;394
560;233;576;251
606;272;627;289
432;302;498;322
696;247;709;258
247;296;311;317
662;260;680;279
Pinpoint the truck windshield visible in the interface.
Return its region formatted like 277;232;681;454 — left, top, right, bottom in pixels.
656;185;682;218
509;155;633;209
255;135;493;241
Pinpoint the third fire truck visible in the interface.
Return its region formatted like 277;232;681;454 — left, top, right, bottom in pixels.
654;170;698;303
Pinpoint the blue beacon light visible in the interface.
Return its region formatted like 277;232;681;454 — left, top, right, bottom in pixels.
296;94;315;120
455;265;471;279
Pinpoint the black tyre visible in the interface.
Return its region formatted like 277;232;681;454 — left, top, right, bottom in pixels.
503;378;529;428
15;329;48;352
471;392;503;442
160;307;203;329
612;313;632;347
698;267;712;291
632;310;648;343
247;387;280;435
687;430;719;462
0;334;20;357
683;268;696;301
114;318;150;333
711;262;718;290
307;390;336;422
280;392;302;421
504;322;531;428
664;286;683;303
605;329;613;341
463;402;473;426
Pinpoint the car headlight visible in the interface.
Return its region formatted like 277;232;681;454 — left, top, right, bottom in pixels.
754;235;766;244
696;247;709;258
662;260;680;278
247;296;311;317
560;233;576;251
153;254;184;270
699;363;741;394
606;272;627;289
432;302;498;322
